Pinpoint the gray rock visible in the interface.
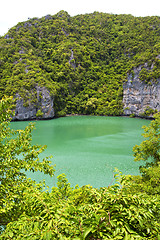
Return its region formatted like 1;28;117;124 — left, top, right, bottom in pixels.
62;27;69;36
24;22;32;28
19;48;25;54
69;49;76;69
25;66;29;73
45;15;52;20
123;66;160;117
16;26;22;31
12;86;54;120
4;34;10;39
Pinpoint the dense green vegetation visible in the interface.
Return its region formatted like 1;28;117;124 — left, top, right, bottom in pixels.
0;11;160;116
0;11;160;238
0;97;55;230
0;97;160;239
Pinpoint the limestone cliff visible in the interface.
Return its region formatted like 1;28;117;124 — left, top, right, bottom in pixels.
123;66;160;117
12;86;54;120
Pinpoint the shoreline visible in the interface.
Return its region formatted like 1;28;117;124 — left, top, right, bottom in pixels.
11;113;154;122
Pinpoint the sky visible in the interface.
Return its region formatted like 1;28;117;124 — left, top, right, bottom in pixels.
0;0;160;36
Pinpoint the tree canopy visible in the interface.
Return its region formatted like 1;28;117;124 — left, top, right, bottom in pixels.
133;113;160;164
0;97;55;230
0;11;160;117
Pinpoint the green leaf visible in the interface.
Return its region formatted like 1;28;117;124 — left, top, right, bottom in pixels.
83;227;92;239
44;231;52;240
124;224;135;234
8;232;14;238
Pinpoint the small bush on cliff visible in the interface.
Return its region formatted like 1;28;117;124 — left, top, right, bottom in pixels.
36;109;44;118
140;107;157;117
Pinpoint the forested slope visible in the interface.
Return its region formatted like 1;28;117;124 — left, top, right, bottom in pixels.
0;11;160;117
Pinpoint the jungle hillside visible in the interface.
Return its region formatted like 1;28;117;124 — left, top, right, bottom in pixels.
0;11;160;239
0;11;160;117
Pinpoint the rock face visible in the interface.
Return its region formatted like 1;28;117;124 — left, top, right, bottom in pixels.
123;66;160;117
69;48;76;69
12;86;54;120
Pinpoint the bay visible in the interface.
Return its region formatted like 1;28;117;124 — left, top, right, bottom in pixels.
11;116;150;188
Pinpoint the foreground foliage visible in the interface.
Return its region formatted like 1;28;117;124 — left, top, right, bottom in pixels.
133;113;160;164
0;97;55;230
123;113;160;198
0;98;160;239
1;174;160;240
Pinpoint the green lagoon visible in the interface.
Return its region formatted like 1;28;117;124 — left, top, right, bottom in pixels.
11;116;150;188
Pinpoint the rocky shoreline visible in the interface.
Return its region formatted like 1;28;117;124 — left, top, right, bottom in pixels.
11;70;160;121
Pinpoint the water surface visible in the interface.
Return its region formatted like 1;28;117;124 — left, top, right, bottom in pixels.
11;116;150;188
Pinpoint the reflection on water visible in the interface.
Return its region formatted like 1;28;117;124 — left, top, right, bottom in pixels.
11;116;150;188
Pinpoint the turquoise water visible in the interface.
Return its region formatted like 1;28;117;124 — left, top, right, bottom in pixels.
11;116;150;188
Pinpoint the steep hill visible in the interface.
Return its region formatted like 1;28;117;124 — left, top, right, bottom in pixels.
0;11;160;119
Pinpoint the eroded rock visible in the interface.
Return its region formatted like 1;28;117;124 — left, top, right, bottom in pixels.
123;66;160;117
12;86;54;120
